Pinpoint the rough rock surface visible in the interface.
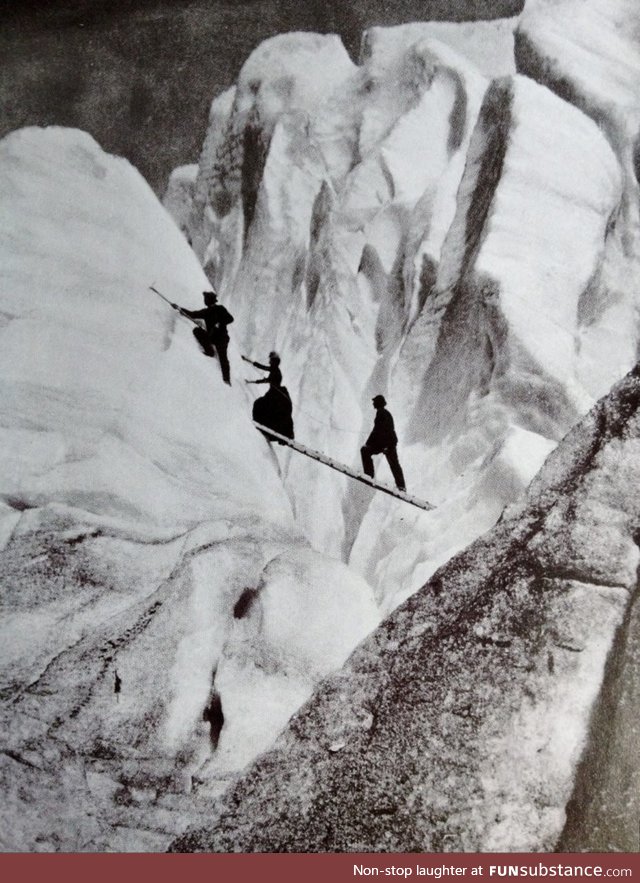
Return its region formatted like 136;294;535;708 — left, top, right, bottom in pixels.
173;365;640;853
560;587;640;852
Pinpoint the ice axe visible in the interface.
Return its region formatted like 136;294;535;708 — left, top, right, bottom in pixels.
149;284;215;357
148;284;192;320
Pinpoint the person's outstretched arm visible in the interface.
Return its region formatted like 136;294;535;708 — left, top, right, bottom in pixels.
171;303;207;319
241;356;270;370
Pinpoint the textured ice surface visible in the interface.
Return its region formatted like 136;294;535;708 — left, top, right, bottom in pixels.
0;127;378;850
174;14;638;610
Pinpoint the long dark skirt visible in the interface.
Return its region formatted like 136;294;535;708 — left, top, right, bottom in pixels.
252;387;295;443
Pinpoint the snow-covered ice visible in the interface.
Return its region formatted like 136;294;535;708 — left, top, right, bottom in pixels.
0;126;379;850
174;16;638;611
3;0;640;853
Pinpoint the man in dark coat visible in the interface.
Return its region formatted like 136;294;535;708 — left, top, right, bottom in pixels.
361;394;406;491
172;290;234;385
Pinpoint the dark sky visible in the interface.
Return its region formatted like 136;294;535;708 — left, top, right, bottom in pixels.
1;1;523;194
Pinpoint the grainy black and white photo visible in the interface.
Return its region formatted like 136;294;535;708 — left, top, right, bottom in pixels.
1;0;639;854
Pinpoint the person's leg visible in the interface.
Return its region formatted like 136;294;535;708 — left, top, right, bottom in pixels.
193;326;215;357
385;447;406;491
361;445;375;478
214;336;231;385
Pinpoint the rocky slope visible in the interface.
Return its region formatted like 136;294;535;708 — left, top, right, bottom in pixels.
173;364;640;853
0;127;378;851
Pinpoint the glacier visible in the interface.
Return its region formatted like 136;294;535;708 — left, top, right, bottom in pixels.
0;127;378;851
173;7;638;614
2;0;640;854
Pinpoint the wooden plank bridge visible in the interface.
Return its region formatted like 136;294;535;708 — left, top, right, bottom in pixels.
253;422;435;512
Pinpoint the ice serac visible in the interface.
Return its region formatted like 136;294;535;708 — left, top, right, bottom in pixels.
170;27;501;561
353;72;623;609
0;127;378;851
515;0;640;382
163;164;198;241
173;364;640;853
168;20;639;616
516;0;640;170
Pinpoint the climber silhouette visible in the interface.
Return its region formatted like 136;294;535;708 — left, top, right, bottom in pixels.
114;670;122;702
171;290;234;385
244;352;294;443
242;351;282;388
361;395;406;491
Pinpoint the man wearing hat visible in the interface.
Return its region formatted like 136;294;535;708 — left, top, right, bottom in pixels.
361;395;406;491
172;290;234;385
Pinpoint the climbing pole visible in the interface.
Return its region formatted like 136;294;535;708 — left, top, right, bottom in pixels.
253;422;435;512
149;285;196;323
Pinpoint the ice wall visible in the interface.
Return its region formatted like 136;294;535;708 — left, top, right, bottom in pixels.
0;127;378;851
173;6;639;612
173;27;502;563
